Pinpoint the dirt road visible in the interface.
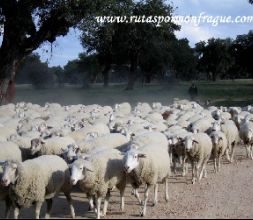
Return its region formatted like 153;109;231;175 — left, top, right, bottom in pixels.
1;146;253;219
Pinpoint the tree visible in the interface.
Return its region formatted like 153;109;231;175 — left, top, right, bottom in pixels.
170;38;198;81
250;0;253;4
17;53;55;89
195;38;233;81
0;0;110;104
80;0;179;90
231;31;253;79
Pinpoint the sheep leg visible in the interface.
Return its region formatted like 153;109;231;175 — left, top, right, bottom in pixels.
35;202;43;219
225;148;231;162
5;197;12;219
214;158;217;173
217;155;222;172
245;145;250;158
64;192;76;219
140;185;150;217
96;197;102;219
165;178;169;203
102;190;111;217
45;199;53;219
14;207;20;219
191;161;196;184
152;184;158;207
182;156;188;177
120;188;125;212
133;189;142;205
230;142;236;163
250;144;253;160
88;196;94;211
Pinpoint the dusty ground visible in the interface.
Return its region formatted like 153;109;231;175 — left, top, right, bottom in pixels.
1;146;253;219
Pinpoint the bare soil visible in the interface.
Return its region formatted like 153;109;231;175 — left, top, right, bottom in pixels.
1;146;253;219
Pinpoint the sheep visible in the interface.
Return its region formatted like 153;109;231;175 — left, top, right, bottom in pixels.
69;123;110;142
130;132;168;150
114;102;132;116
63;134;129;163
80;133;129;151
188;118;214;134
0;142;23;219
70;149;126;219
184;133;212;184
30;136;76;157
239;119;253;159
212;120;240;163
209;131;228;172
1;155;75;219
0;127;17;142
123;144;171;217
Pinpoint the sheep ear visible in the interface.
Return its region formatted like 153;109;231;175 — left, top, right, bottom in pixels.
83;161;94;172
138;154;147;158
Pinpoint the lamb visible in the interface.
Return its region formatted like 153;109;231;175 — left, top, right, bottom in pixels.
0;142;23;218
209;131;228;172
184;133;212;184
30;136;76;157
1;155;75;219
123;144;171;217
70;149;126;219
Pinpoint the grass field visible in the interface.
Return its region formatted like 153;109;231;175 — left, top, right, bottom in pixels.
15;79;253;107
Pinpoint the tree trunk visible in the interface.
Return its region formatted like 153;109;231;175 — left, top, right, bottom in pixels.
0;59;20;105
145;74;152;84
102;64;111;87
125;56;138;90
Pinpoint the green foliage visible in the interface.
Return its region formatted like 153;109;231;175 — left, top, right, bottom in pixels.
17;53;56;89
195;38;234;81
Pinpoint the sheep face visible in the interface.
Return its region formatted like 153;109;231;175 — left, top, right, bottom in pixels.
185;138;198;152
123;151;146;174
69;159;93;185
246;129;253;143
210;133;222;146
63;145;80;164
30;138;44;155
1;161;18;187
212;122;221;132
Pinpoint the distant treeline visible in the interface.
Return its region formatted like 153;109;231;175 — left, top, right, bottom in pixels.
16;30;253;89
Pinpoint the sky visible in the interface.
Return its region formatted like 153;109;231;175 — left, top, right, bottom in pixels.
1;0;253;67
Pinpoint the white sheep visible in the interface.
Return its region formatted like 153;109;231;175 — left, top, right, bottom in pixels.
63;133;129;163
1;155;75;219
213;120;240;163
188;118;214;134
69;123;110;142
123;144;171;217
130;132;168;150
184;133;212;184
30;136;76;157
70;149;126;219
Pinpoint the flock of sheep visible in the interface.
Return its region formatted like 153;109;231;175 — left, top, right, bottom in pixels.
0;99;253;219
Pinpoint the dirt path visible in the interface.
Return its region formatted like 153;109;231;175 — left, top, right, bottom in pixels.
1;147;253;219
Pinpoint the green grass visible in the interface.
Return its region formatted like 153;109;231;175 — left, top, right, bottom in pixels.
15;80;253;107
